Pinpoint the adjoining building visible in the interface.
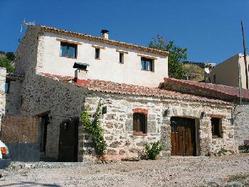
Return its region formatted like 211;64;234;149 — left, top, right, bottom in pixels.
1;25;240;161
208;54;249;89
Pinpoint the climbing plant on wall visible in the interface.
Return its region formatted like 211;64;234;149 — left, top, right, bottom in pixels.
80;101;107;156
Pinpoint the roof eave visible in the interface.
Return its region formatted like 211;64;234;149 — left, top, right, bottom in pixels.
32;25;169;57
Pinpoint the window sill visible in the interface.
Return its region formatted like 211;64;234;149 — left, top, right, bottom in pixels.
133;132;147;136
60;56;77;59
212;136;222;139
141;69;154;72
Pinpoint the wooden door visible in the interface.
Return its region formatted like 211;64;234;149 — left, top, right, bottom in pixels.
171;117;196;156
58;117;78;162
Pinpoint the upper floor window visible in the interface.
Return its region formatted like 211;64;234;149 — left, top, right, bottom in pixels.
141;57;154;72
211;117;222;138
133;112;147;135
95;48;100;59
60;42;77;59
119;52;124;64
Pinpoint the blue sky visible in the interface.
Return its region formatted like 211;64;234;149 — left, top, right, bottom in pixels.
0;0;248;63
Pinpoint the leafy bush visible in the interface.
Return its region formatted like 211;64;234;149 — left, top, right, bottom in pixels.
145;141;162;160
80;102;107;156
0;57;15;72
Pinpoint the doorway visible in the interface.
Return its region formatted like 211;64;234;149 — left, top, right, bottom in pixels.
39;113;49;160
58;117;79;162
170;117;197;156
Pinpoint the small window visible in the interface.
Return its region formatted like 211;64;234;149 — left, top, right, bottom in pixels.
60;42;77;59
5;80;10;94
141;57;154;72
211;118;222;138
95;48;100;59
119;52;124;64
133;113;147;135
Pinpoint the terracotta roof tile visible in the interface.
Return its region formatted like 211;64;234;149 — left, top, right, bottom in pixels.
31;25;169;57
161;78;249;102
40;73;230;105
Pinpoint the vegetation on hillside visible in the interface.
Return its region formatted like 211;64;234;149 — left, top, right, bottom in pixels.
182;63;204;81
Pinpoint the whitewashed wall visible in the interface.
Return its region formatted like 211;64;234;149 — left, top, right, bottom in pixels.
36;32;168;87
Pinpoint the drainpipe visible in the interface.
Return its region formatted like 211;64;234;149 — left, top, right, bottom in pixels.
241;21;248;89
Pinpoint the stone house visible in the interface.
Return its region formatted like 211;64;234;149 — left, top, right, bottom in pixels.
2;25;239;161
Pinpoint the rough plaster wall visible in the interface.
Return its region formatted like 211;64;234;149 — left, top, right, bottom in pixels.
19;74;88;159
6;26;42;116
36;32;168;87
83;94;236;160
8;26;87;160
6;80;22;115
234;104;249;146
14;27;41;75
209;55;239;87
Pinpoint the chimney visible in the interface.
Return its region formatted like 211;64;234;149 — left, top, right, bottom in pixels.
101;29;109;39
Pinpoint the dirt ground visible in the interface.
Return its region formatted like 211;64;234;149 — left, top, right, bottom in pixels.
0;154;249;187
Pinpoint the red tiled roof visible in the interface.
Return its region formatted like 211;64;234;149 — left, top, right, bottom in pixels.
31;25;169;57
161;78;249;102
40;73;229;105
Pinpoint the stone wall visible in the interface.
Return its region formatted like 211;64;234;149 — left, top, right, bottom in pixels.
9;70;237;161
233;104;249;147
20;75;87;160
6;80;22;115
9;26;238;161
12;27;88;160
82;93;236;160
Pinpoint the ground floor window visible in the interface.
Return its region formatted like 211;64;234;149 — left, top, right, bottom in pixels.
133;112;147;135
211;117;222;138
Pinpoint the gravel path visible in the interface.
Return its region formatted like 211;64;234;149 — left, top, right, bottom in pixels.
0;154;249;187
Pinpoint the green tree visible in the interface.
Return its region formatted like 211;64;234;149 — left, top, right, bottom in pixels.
0;51;15;73
149;35;187;79
6;52;15;61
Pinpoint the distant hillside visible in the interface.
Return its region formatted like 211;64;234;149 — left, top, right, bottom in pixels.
182;63;205;81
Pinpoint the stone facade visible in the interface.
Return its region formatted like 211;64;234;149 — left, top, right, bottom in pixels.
82;93;236;160
4;25;239;161
233;104;249;147
6;70;237;161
